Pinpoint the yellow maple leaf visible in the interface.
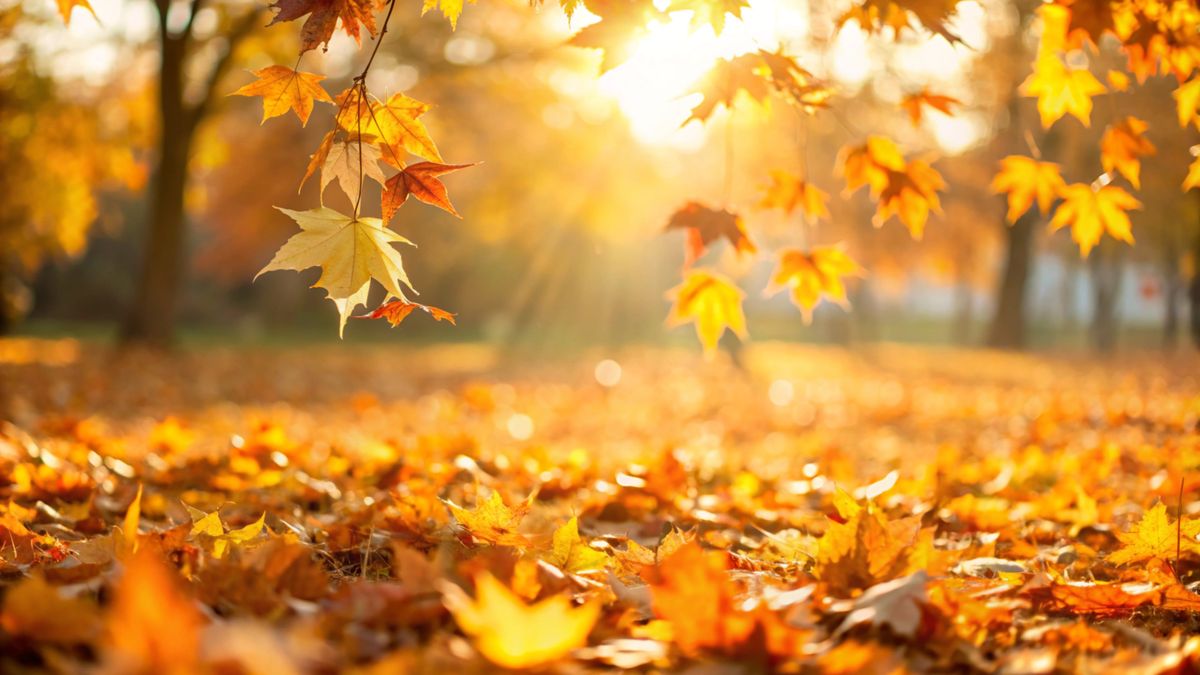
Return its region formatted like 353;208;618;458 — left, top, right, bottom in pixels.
665;269;748;357
256;206;416;337
759;170;830;223
447;490;532;547
1108;503;1200;566
1100;117;1156;189
1020;55;1106;128
815;500;931;594
1174;77;1200;129
230;66;333;127
184;504;266;558
336;89;442;165
422;0;474;29
875;159;945;239
840;135;905;197
1184;153;1200;191
443;572;600;668
766;246;864;323
1048;183;1140;257
546;516;609;574
119;484;142;556
991;155;1066;222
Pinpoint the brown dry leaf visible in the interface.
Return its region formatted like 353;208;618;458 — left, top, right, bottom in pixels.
268;0;379;52
665;201;756;266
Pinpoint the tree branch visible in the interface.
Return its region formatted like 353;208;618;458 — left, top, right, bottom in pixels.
186;8;263;134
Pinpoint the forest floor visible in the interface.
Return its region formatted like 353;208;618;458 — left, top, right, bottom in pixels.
0;339;1199;673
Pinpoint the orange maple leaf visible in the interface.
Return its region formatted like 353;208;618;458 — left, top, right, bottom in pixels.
899;88;961;125
365;300;457;327
230;66;333;127
840;136;906;197
758;170;830;223
1100;117;1156;189
382;162;478;221
875;159;945;239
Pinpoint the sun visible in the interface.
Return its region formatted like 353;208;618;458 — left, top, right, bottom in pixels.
592;0;810;149
589;0;991;155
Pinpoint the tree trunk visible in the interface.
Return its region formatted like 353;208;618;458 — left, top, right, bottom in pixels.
121;27;194;347
1163;259;1181;351
1089;244;1125;353
986;207;1036;349
1190;232;1200;349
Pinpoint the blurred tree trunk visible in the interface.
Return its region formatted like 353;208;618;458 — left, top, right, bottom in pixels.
1089;243;1125;353
986;208;1036;349
1190;231;1200;349
1163;255;1181;350
121;3;260;347
953;281;974;345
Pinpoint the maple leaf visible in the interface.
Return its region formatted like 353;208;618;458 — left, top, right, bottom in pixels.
1;575;101;644
422;0;474;29
766;246;864;323
382;161;477;220
569;0;657;72
840;136;906;197
365;299;457;326
54;0;97;24
647;543;758;655
1108;503;1200;566
669;0;749;35
665;269;748;356
321;138;387;204
815;500;931;594
1020;55;1106;128
300;130;336;192
230;66;333;127
991;155;1066;223
1174;77;1200;129
899;88;960;125
1048;183;1140;257
184;504;267;559
269;0;379;52
758;170;829;223
546;516;609;574
834;571;929;638
338;90;443;165
1100;117;1156;189
665;201;756;265
102;550;203;673
256;206;416;336
443;572;600;669
875;159;945;239
447;490;532;547
686;53;771;124
1185;153;1200;191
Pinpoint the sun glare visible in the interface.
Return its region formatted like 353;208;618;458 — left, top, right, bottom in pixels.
593;0;991;154
594;0;809;149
